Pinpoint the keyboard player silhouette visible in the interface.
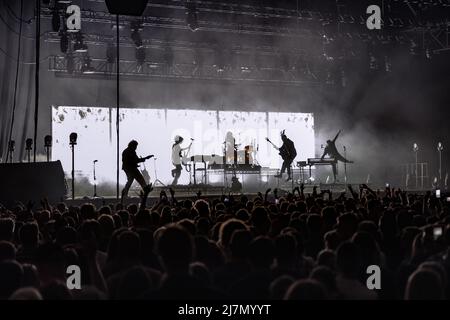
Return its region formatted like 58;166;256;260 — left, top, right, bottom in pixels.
321;130;353;182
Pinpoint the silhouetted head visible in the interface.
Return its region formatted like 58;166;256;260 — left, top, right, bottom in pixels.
218;219;248;250
40;281;73;300
0;218;14;242
270;275;295;300
0;241;16;262
0;260;23;299
157;225;194;275
19;223;39;248
336;241;362;279
284;279;327;300
117;266;152;300
326;140;332;145
174;135;184;144
405;268;444;300
248;236;275;269
128;140;138;150
9;287;43;300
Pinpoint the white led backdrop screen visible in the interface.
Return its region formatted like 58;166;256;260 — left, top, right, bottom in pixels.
52;106;314;186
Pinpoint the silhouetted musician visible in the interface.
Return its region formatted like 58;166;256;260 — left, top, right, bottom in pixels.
121;140;153;202
271;130;297;181
321;130;353;182
171;135;192;185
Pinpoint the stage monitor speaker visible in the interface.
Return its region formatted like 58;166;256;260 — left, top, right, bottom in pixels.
0;161;67;208
105;0;149;16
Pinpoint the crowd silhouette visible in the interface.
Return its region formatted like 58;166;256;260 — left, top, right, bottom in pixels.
0;183;449;300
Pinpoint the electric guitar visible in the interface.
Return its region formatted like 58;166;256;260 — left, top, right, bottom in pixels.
266;137;292;161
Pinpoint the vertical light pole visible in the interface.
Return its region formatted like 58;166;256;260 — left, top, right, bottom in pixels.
69;132;78;200
438;142;443;187
25;139;33;163
116;15;120;200
413;143;419;189
44;135;52;162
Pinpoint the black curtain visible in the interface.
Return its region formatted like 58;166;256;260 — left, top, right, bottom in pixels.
0;0;37;163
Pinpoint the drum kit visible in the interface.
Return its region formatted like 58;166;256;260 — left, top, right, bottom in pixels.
224;139;259;166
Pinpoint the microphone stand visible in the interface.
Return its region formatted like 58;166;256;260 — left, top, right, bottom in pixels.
153;157;166;187
93;160;98;198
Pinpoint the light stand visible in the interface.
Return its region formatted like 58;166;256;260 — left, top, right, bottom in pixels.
153;157;166;187
93;160;98;198
413;143;419;189
438;142;443;187
69;132;78;200
25;138;33;163
44;135;52;162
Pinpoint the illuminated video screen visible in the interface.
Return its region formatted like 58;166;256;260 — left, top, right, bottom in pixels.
52;106;314;186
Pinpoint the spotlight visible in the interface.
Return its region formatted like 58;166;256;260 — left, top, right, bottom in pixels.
69;132;78;200
25;138;33;163
438;142;443;151
44;135;52;162
60;32;69;53
8;140;15;152
186;2;199;31
425;48;432;59
413;143;419;152
74;33;88;53
409;40;418;55
69;132;78;145
369;53;378;70
25;138;33;150
325;71;334;85
52;9;61;32
81;55;95;74
384;56;391;72
45;135;52;147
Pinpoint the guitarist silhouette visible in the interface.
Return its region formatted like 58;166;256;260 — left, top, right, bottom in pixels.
266;130;297;181
121;140;154;202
